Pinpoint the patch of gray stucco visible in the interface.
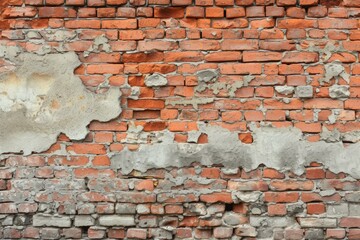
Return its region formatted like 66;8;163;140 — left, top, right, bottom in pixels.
187;131;202;143
321;126;360;143
196;69;219;83
111;125;360;178
165;98;214;109
320;127;341;143
342;131;360;143
0;52;121;155
296;86;313;98
40;30;77;42
298;42;350;85
144;73;168;87
122;123;172;144
275;86;294;95
321;62;350;84
128;86;140;100
84;35;111;57
195;70;254;98
329;85;350;99
327;110;337;124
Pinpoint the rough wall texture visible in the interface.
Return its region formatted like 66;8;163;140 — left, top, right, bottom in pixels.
0;0;360;239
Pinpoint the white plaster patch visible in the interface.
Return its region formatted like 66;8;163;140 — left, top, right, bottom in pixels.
0;52;121;155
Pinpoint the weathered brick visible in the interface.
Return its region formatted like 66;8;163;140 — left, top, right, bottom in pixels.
299;218;337;228
33;214;71;227
98;215;136;227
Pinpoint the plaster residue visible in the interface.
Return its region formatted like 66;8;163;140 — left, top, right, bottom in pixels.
165;98;214;109
297;42;350;85
0;52;121;155
84;35;111;57
195;70;255;97
111;125;360;178
321;62;350;84
145;73;168;87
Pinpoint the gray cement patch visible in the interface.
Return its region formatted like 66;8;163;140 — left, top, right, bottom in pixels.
111;125;360;178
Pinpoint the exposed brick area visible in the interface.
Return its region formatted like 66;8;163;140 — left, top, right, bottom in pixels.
1;0;360;239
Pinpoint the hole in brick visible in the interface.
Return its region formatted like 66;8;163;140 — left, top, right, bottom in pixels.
225;204;233;211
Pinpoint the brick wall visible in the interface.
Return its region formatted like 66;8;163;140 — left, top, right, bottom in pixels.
1;0;360;239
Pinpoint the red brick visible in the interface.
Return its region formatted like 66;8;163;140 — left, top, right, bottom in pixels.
319;19;358;29
88;228;105;239
326;229;346;239
276;0;296;5
102;19;137;29
186;6;205;18
282;52;319;63
286;7;305;18
295;122;321;133
180;40;220;50
23;227;40;239
0;203;17;213
264;192;299;203
205;51;242;62
213;227;233;238
65;20;100;29
87;0;105;6
306;168;326;179
246;6;265;17
65;0;85;5
154;7;185;18
340;218;360;228
87;64;124;74
299;0;318;5
243;51;282;62
200;192;233;203
215;0;234;5
268;204;286;216
266;6;285;16
39;7;76;18
304;99;343;109
220;63;262;74
205;7;224;18
348;229;360;240
278;19;317;28
165;204;184;214
213;19;248;28
127;229;147;239
307;202;326;214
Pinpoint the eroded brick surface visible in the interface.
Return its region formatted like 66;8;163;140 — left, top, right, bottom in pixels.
0;0;360;239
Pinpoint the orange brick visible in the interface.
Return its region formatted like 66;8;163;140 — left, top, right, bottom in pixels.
168;121;198;131
200;192;233;203
306;168;326;179
307;203;326;214
206;7;224;18
264;192;299;203
268;204;286;216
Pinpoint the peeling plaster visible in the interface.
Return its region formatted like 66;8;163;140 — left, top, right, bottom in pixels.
165;98;214;109
84;35;111;57
321;62;350;84
195;70;255;98
298;42;351;85
145;73;168;87
329;84;350;99
0;52;121;155
111;125;360;178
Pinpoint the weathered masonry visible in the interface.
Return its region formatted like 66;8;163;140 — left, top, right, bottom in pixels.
0;0;360;239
